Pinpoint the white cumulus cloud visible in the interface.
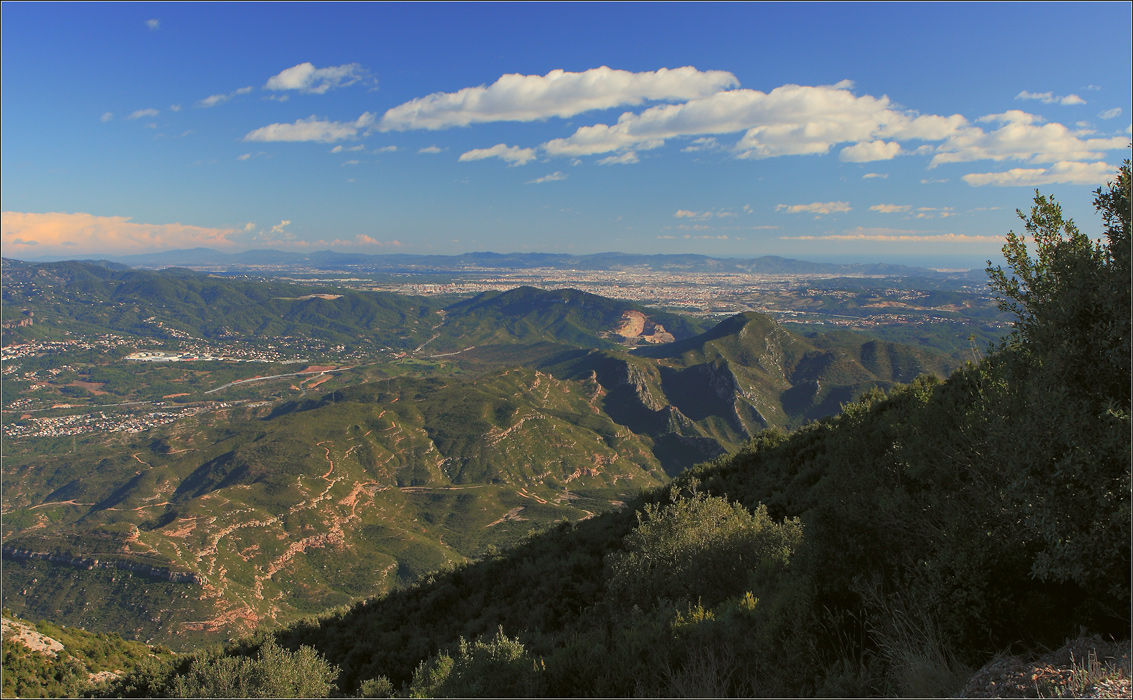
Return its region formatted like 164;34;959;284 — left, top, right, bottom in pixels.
597;151;639;165
1016;90;1087;106
681;136;720;152
146;19;159;30
526;171;568;184
674;209;736;220
244;113;375;143
1098;107;1122;120
458;143;537;166
542;81;967;159
839;140;901;162
930;110;1127;167
379;66;739;131
265;62;366;94
198;86;253;108
870;204;911;214
961;160;1116;187
776;201;852;215
127;108;159;120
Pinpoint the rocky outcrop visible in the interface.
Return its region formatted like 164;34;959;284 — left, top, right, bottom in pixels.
614;360;665;411
1;316;33;329
609;311;676;345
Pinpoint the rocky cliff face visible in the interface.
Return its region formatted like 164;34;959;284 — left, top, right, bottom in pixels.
614;360;665;412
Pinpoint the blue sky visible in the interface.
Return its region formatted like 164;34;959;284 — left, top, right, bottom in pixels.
2;2;1129;267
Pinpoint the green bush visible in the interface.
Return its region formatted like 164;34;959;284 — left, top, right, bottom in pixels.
607;483;802;610
356;675;395;697
984;162;1131;601
406;627;543;698
1;639;91;698
169;638;338;698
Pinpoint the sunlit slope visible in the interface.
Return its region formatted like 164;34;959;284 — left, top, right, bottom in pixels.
1;369;666;645
545;312;957;472
3;264;713;353
429;286;710;352
2;266;956;649
1;260;440;347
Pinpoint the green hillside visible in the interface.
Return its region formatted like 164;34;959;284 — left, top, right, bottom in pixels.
1;612;172;698
3;277;960;650
86;164;1129;698
1;261;440;350
2;367;670;645
430;286;710;352
543;311;956;471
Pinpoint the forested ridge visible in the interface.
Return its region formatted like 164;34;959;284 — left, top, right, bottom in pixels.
9;165;1129;698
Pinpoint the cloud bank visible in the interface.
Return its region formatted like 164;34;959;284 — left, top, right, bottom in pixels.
870;204;911;213
244;113;376;143
379;66;738;131
961;160;1116;187
776;201;852;215
238;65;1126;187
1015;90;1086;106
1;211;240;257
540;81;967;160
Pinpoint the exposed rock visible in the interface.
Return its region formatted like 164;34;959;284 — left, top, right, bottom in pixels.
614;361;665;411
956;636;1131;698
609;310;676;345
1;616;64;656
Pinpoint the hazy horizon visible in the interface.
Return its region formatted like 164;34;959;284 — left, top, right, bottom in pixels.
4;247;1004;272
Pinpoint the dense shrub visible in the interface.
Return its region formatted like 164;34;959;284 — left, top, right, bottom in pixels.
606;484;802;609
406;627;544;698
169;638;338;698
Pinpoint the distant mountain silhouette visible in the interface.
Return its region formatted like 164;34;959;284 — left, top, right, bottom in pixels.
28;248;975;277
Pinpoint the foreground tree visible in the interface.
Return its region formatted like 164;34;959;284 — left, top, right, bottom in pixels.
985;160;1131;602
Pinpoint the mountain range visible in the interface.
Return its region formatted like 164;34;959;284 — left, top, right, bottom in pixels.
2;260;956;648
9;249;979;277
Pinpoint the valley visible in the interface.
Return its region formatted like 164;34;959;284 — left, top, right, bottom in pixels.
1;257;992;648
